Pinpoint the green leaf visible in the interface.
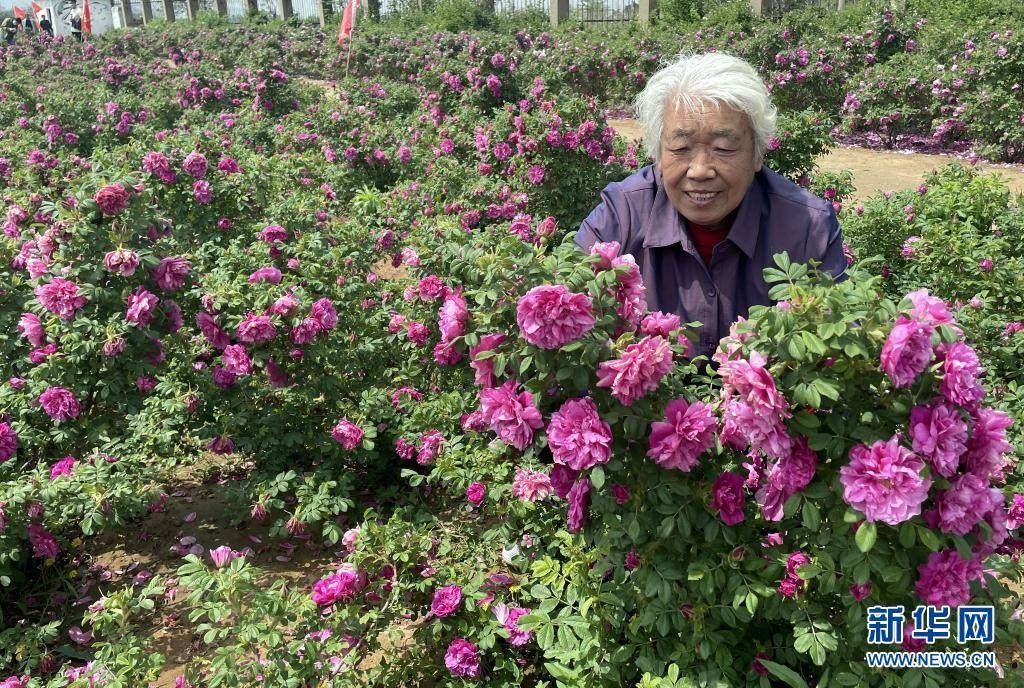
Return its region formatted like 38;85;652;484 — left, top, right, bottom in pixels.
918;527;940;551
590;465;605;490
758;659;809;688
855;522;877;553
802;501;821;532
899;522;916;548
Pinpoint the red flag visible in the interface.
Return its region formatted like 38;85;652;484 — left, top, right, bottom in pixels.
13;6;27;18
81;0;92;33
30;1;44;16
336;0;356;48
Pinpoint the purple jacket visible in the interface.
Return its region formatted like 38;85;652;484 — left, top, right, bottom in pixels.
574;165;846;357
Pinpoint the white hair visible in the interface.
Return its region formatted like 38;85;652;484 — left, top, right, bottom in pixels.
634;52;777;164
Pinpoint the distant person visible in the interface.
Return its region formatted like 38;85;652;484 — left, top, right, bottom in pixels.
70;10;82;41
1;16;17;45
38;15;53;36
24;16;36;33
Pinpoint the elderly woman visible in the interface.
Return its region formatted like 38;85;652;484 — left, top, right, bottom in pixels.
575;52;846;358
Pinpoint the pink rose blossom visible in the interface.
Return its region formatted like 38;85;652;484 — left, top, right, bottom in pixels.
589;241;621;270
93;183;131;215
431;584;462;617
311;565;364;606
915;550;980;607
331;419;364;450
466;482;486;506
880;316;934;388
711;472;746;525
840;436;930;525
516;284;595;349
17;313;45;347
906;289;956;329
270;293;300;316
933;473;1003;535
755;438;819;521
549;464;578;500
249;267;283;284
512;467;553;502
0;423;18;463
908;402;967;477
49;455;75;479
567;477;591;533
469;333;506;387
444;638;480;678
963;408;1014;481
438;292;469;342
311;298;338;330
494;603;533;645
641;311;681;337
548;397;613;471
611;255;647;328
479;380;544;450
720;351;792;459
940;342;985;407
596;336;673;405
125;287;159;327
221;344;252;376
417;275;446;300
647;398;716;472
103;249;140;276
35;278;87;320
182;151;208;179
28;523;60;558
237;313;277;344
38;387;81;421
196;312;230;349
152;256;191;291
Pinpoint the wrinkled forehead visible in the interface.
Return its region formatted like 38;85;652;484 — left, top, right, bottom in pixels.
661;99;754;141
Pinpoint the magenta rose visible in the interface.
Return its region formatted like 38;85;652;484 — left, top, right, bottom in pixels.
431;584;463;617
93;183;130;215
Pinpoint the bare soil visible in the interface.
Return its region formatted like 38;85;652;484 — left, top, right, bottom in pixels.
606;119;1024;201
83;458;346;687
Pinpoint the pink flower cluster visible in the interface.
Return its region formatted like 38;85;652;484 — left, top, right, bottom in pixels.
720;351;792;460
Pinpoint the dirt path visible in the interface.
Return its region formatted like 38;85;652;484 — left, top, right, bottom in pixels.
607;119;1024;201
85;466;346;687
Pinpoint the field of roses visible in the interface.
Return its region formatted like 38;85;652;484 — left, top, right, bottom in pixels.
1;0;1023;686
